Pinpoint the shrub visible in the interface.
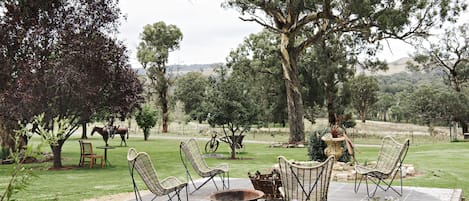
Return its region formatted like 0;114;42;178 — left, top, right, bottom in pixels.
308;128;328;162
135;104;158;141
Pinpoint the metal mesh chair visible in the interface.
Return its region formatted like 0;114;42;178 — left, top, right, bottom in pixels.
354;136;410;198
277;156;334;201
179;138;229;194
127;148;188;201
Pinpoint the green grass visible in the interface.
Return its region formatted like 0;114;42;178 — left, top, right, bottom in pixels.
1;134;468;200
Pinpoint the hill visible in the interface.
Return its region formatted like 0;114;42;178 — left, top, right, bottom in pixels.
361;57;413;76
134;58;413;76
133;63;221;76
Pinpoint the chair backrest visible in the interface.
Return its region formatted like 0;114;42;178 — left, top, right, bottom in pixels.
127;148;137;161
79;140;84;154
278;156;334;201
374;136;410;175
129;151;166;196
81;141;94;155
79;140;94;155
180;138;211;176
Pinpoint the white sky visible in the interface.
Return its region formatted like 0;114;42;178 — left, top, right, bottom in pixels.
117;0;467;68
118;0;262;68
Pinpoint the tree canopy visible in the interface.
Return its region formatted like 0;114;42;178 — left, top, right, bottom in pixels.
205;65;260;159
174;72;210;122
135;103;158;141
226;30;287;127
0;0;143;168
349;74;379;123
224;0;465;144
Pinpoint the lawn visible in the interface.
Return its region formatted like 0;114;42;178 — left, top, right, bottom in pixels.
0;123;468;200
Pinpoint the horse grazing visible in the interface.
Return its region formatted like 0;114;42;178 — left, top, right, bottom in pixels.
91;126;129;147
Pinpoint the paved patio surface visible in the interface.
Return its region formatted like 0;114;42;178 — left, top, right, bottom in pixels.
127;178;463;201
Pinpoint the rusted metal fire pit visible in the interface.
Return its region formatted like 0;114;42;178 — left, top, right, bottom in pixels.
208;189;264;201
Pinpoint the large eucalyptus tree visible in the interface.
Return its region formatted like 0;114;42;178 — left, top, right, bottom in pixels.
137;21;183;133
224;0;465;144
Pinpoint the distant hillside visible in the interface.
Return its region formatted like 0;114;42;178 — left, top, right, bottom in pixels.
134;63;220;76
381;57;413;75
133;58;412;76
361;57;413;76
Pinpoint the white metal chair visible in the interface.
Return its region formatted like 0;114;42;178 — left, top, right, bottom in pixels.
179;138;229;194
277;156;334;201
127;148;188;201
354;136;410;198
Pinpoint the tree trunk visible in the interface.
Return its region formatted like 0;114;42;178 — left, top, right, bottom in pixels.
230;133;236;159
460;120;468;134
51;140;65;168
144;128;149;141
80;122;88;139
360;111;366;123
326;86;336;126
162;109;169;133
161;82;169;133
280;33;305;144
383;110;387;122
0;122;16;152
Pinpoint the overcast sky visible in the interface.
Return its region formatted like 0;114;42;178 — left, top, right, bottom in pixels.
117;0;455;68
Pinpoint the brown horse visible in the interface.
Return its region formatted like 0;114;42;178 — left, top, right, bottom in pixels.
91;126;128;147
112;126;129;147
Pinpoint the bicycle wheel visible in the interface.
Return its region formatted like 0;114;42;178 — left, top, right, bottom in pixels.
205;139;219;153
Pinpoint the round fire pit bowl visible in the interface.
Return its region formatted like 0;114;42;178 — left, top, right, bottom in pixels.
208;189;264;201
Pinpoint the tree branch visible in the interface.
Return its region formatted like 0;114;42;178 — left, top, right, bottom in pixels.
239;16;281;33
297;29;325;53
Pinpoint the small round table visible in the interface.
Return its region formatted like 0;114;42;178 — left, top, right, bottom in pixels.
321;133;345;161
96;146;115;167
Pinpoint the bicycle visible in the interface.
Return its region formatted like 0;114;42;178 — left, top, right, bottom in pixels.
204;131;245;153
205;131;220;153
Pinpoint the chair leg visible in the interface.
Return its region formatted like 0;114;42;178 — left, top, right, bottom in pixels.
128;161;143;201
184;184;188;201
89;158;95;168
363;171;404;198
354;172;363;193
192;175;217;194
100;157;104;168
219;172;230;190
365;176;381;198
166;189;184;201
379;170;404;196
184;168;216;194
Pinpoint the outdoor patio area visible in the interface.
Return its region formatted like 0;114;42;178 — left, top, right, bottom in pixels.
128;178;463;201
